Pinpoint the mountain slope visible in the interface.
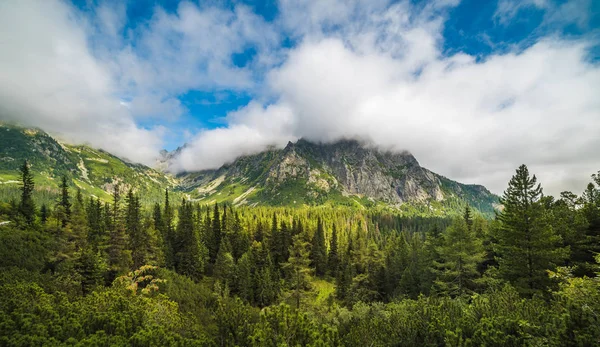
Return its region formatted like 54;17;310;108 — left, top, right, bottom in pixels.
177;139;499;216
0;123;177;205
0;123;498;216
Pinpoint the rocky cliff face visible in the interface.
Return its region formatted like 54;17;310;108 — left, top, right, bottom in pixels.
176;138;499;215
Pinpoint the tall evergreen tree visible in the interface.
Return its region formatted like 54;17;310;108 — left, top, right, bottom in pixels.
59;175;71;228
283;234;313;309
310;218;328;276
214;238;235;286
18;160;36;226
208;203;222;264
328;223;339;277
126;189;146;268
163;189;175;268
107;185;131;280
463;205;473;231
174;200;206;280
434;217;484;296
495;165;567;295
70;188;88;251
40;204;48;225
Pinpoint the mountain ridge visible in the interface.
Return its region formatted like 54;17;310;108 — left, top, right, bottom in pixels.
175;138;499;216
0;122;498;215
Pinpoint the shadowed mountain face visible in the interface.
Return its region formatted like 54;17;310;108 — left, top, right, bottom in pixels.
176;139;499;216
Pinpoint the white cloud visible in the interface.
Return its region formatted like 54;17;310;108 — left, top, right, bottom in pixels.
175;0;600;196
0;0;280;165
0;0;163;165
0;0;597;196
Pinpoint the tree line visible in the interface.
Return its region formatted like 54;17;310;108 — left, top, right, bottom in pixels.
0;161;599;345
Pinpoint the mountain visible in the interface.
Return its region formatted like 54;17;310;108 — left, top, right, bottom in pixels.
0;123;498;216
176;139;499;216
0;122;178;205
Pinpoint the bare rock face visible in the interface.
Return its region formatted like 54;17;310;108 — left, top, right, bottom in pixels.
287;139;445;205
174;138;498;214
267;142;309;183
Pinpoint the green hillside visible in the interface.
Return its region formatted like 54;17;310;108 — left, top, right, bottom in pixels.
0;123;179;206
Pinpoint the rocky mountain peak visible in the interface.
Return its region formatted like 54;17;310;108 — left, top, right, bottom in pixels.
176;138;498;215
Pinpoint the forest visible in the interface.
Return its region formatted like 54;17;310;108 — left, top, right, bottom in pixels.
0;161;599;346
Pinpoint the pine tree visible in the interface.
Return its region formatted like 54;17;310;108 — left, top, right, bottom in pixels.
235;251;254;302
163;189;175;268
126;189;146;268
229;212;249;262
283;233;313;309
214;238;235;286
174;200;206;280
464;205;473;231
310;218;328;276
76;247;105;295
328;223;339;277
18;160;36;226
208;203;222;264
107;184;131;280
576;173;600;276
40;204;48;224
496;165;567;295
336;237;354;301
59;175;71;228
87;198;105;251
434;217;484;296
70;188;88;251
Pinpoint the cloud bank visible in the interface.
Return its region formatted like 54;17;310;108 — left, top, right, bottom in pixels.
174;0;600;195
0;0;598;195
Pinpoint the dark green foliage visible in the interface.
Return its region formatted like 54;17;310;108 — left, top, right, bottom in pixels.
213;238;234;285
328;223;339;277
283;233;313;309
39;203;48;224
173;200;206;280
59;175;71;228
207;203;222;265
0;164;599;345
310;217;327;276
107;185;131;280
434;217;485;296
496;165;568;295
18;161;36;226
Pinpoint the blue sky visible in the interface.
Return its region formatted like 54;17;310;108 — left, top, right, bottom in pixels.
67;0;600;151
0;0;599;195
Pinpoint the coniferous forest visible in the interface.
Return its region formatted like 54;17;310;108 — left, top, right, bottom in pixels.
0;161;599;346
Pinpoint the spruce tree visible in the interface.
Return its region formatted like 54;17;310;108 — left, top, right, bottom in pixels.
464;205;473;231
126;189;146;268
175;200;206;280
70;188;88;251
208;203;222;264
214;238;235;286
40;204;48;224
18;160;36;226
59;175;71;228
496;165;567;295
434;217;484;296
163;189;175;268
107;184;131;280
283;233;313;309
328;223;339;277
310;218;328;276
577;173;600;276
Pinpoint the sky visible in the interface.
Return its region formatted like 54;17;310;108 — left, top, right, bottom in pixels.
0;0;599;196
